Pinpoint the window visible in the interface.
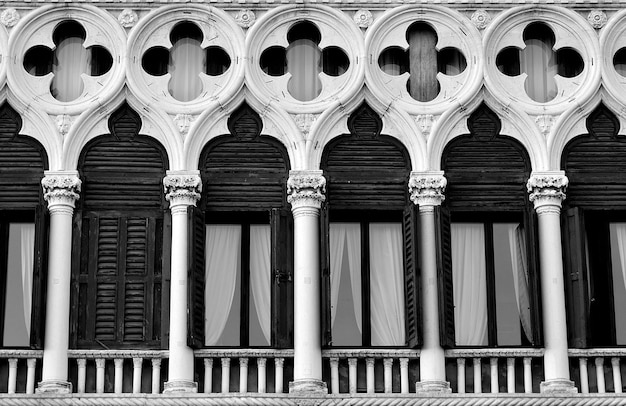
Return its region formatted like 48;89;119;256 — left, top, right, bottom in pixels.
190;104;293;349
439;104;542;348
321;104;418;348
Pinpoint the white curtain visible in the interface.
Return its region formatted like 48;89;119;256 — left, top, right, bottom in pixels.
169;35;204;102
329;223;362;332
615;224;626;297
369;223;405;346
52;36;88;102
508;225;533;343
20;224;35;337
451;224;488;346
249;225;271;345
205;225;241;346
522;32;557;103
286;39;321;101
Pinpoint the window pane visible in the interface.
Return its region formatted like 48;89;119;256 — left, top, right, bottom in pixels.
249;225;271;347
4;223;35;347
369;223;405;346
330;223;361;346
451;223;488;346
610;223;626;344
205;225;241;346
52;22;88;102
169;22;205;102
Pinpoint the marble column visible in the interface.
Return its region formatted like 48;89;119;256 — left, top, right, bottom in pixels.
409;172;451;393
163;173;202;393
37;172;81;393
527;172;576;393
287;170;328;394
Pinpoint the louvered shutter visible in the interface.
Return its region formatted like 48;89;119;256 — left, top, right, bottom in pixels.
562;207;589;348
403;204;421;348
271;208;294;348
435;205;455;348
187;206;206;348
524;206;543;346
30;204;48;349
320;204;332;347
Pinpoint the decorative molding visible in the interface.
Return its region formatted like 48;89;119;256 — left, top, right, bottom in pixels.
173;114;194;137
471;9;491;30
415;114;437;139
235;9;256;28
353;9;373;28
118;9;139;28
588;10;608;29
293;113;319;137
527;172;568;208
408;172;447;207
55;114;73;136
163;174;202;206
287;171;326;210
41;174;81;208
535;114;555;137
0;8;20;28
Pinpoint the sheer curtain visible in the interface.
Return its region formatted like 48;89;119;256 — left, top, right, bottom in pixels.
205;225;241;345
287;39;321;101
52;36;88;102
451;223;488;345
522;27;557;102
169;33;204;102
615;224;626;298
329;223;361;332
369;223;405;346
249;225;271;345
20;224;35;337
508;224;532;342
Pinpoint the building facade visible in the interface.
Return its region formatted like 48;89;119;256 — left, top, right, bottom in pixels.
0;1;624;405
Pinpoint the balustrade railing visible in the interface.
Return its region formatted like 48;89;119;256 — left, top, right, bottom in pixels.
569;349;626;394
193;349;293;394
0;350;42;394
444;348;544;394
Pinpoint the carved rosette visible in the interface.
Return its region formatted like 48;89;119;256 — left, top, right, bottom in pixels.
163;174;202;207
408;173;447;207
471;9;491;30
527;173;569;209
118;9;139;28
287;171;326;210
353;9;373;28
235;9;256;28
0;8;20;28
41;175;82;209
588;10;608;29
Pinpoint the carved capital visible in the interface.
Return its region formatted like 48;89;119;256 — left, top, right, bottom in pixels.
408;172;447;207
527;172;568;209
41;174;81;208
163;174;202;207
287;170;326;210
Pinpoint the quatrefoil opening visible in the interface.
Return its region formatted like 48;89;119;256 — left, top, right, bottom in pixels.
377;22;467;103
259;21;349;102
613;48;626;78
141;21;231;102
496;22;583;103
23;20;113;102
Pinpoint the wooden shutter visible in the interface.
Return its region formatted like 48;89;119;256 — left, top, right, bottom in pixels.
403;204;421;348
30;204;48;349
435;205;455;348
524;206;543;346
187;206;205;349
271;208;294;348
561;207;589;348
320;204;332;347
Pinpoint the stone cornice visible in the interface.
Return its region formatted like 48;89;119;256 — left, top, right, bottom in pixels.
408;172;447;207
287;170;326;210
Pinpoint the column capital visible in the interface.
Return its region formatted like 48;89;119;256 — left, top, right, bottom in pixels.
163;172;202;208
287;170;326;210
41;172;81;209
527;172;568;210
408;171;447;207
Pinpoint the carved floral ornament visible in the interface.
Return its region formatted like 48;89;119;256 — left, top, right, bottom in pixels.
0;8;19;28
353;9;373;28
286;172;326;207
470;9;491;30
234;9;256;28
163;175;202;203
588;10;608;29
118;9;139;28
408;174;447;206
41;175;82;204
526;174;569;205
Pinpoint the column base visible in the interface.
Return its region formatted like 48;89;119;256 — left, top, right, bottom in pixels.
540;379;578;394
415;380;452;393
36;380;72;394
289;379;328;395
163;379;198;393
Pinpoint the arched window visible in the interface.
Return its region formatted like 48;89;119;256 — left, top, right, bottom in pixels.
562;104;626;347
320;104;418;348
191;104;292;349
72;103;168;349
439;104;542;347
0;104;48;349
